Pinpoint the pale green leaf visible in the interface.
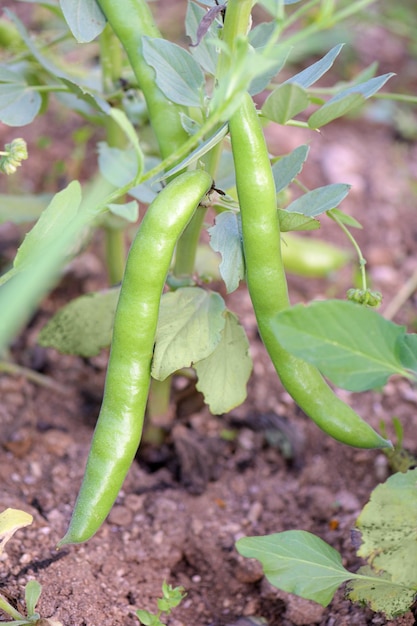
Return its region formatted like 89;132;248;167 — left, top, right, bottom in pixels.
347;566;416;619
158;123;228;181
262;83;309;124
355;469;417;588
328;207;363;229
13;181;82;271
328;72;395;105
24;580;42;616
185;1;219;75
272;300;412;391
236;530;352;607
107;200;138;222
286;183;350;217
59;0;106;43
195;311;252;414
97;143;139;187
0;508;33;555
278;210;320;232
308;93;365;129
0;81;42;126
142;37;205;107
397;334;417;375
152;287;226;381
272;145;309;194
286;45;344;88
38;288;120;357
208;211;244;293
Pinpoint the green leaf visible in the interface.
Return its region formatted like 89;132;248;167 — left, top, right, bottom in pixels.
236;530;353;607
38;288;120;357
59;0;106;43
248;45;289;97
152;287;226;381
309;73;394;129
272;300;412;391
347;566;416;619
262;83;309;124
309;93;365;129
158;123;228;181
97;143;139;187
24;580;42;616
286;183;350;217
355;469;417;588
107;200;138;223
286;44;344;88
185;1;219;75
0;508;33;555
0;75;42;126
195;311;252;414
278;210;320;232
272;144;310;194
328;207;363;229
13;181;82;272
328;72;395;104
207;211;244;293
142;37;205;107
0;177;115;350
397;333;417;375
0;193;52;224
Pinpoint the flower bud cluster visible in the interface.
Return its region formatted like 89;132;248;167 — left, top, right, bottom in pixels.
0;138;28;175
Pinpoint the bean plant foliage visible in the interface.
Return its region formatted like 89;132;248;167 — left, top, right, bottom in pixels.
1;0;417;619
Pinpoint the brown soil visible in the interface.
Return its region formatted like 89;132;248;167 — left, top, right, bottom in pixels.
1;3;417;626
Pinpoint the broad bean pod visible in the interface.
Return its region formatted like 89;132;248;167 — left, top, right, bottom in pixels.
229;93;390;449
59;170;213;545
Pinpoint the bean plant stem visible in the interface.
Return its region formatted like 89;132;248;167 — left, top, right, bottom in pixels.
100;25;127;285
0;360;69;395
330;210;368;291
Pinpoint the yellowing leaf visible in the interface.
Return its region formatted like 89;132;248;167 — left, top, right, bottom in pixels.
0;508;33;554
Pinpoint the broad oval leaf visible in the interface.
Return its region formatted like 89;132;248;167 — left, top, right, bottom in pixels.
262;83;309;124
60;0;106;43
97;143;139;187
272;300;412;391
0;82;42;126
354;468;417;588
152;287;226;380
208;211;244;293
195;311;252;414
286;183;350;217
38;288;120;357
142;36;205;107
236;530;352;607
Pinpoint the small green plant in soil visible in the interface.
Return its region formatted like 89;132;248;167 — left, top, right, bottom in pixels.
136;581;186;626
0;509;62;626
237;467;417;619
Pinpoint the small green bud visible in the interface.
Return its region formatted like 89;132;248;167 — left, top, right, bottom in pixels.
0;138;28;175
346;288;383;308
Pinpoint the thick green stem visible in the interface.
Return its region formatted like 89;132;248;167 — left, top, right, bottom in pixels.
100;26;127;285
96;0;188;161
216;0;255;78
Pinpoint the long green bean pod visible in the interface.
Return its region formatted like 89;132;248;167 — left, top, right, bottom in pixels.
58;170;212;546
229;93;390;449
